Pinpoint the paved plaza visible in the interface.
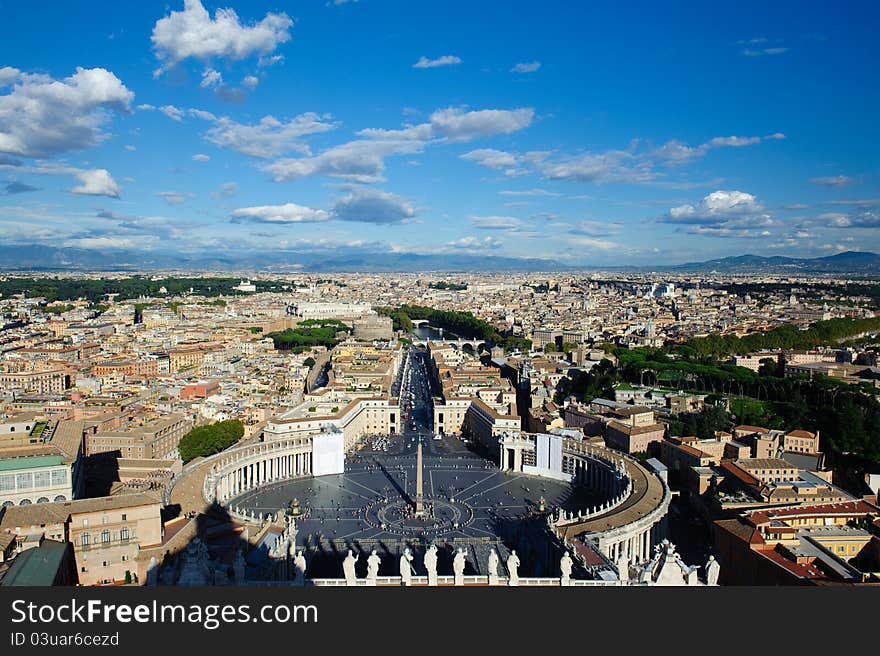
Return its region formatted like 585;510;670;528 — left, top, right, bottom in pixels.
230;432;601;576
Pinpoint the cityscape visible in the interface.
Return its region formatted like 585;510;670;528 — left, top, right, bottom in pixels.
1;1;879;593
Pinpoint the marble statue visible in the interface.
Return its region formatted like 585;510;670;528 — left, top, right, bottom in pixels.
616;551;629;582
294;550;307;585
146;556;159;586
424;544;438;586
366;549;381;583
453;548;466;585
705;555;720;586
487;548;499;585
400;548;414;586
342;549;359;586
507;550;520;586
560;551;573;586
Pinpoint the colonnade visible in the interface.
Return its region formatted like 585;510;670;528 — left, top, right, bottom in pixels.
203;439;314;504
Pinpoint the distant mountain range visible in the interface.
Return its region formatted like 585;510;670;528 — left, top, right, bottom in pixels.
0;244;877;275
657;251;880;275
0;245;559;273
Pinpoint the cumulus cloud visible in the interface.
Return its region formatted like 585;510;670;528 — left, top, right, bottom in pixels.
0;67;133;157
241;75;259;89
445;236;503;251
262;106;533;183
811;175;853;187
192;153;210;161
202;112;337;158
331;188;415;224
661;190;776;237
429;107;534;142
231;203;330;223
0;67;21;86
151;0;293;73
263;138;424;183
511;61;541;73
360;107;534;143
70;169;122;198
413;55;462;69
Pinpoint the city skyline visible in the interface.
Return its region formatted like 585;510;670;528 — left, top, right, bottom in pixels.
1;0;879;268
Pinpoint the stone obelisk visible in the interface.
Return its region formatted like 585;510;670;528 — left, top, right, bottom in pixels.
414;439;425;517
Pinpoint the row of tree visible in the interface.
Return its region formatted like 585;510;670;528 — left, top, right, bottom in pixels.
677;317;880;359
376;305;532;353
178;420;245;463
266;322;350;353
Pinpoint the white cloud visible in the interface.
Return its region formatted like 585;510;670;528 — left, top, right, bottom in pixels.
70;169;122;198
460;149;522;170
258;54;284;68
151;0;293;73
413;55;462;69
263;138;424;183
231;203;330;223
0;67;133;157
192;153;210;161
136;103;185;121
0;67;21;86
511;61;541;73
811;175;853;187
264;106;533;182
331;188;415;224
200;68;223;88
156;191;189;205
124;144;137;152
470;215;525;231
498;188;561;197
202;112;337;158
241;75;259;89
445;236;502;251
662;190;777;237
668;190;763;222
567;236;620;251
428;107;534;142
460;133;781;183
742;47;788;56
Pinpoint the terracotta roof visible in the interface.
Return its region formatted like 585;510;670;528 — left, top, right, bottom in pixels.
735;425;770;434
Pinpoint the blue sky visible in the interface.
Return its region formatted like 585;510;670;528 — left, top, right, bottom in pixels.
0;0;878;267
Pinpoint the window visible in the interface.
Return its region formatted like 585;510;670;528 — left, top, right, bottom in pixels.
101;530;110;544
121;514;127;521
0;474;14;492
81;534;90;546
120;527;129;541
